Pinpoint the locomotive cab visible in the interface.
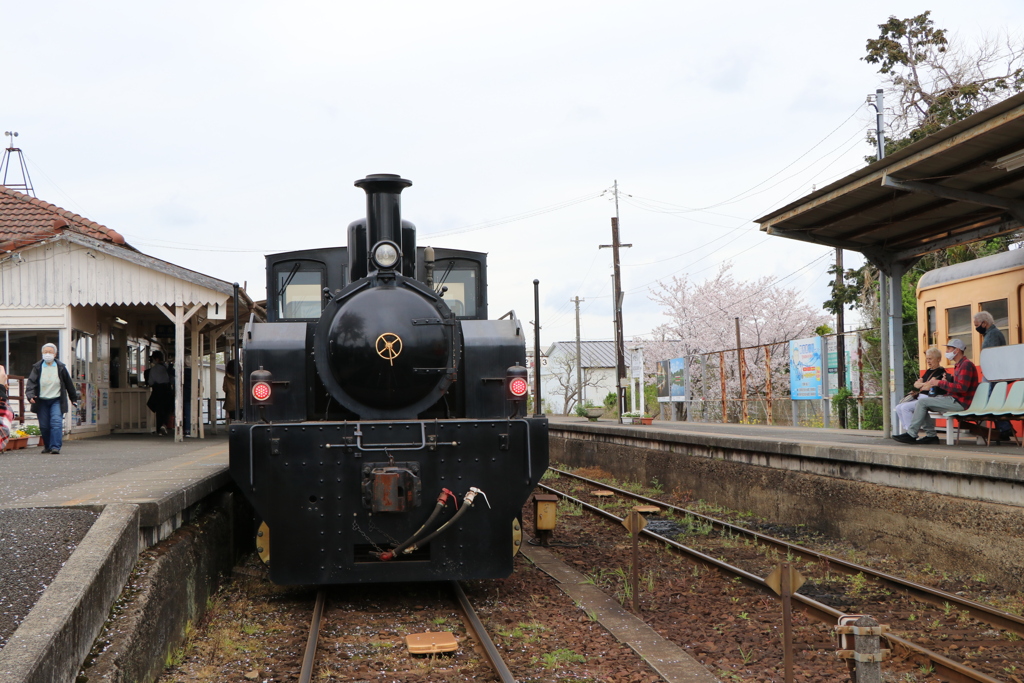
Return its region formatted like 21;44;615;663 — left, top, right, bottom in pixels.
230;174;549;585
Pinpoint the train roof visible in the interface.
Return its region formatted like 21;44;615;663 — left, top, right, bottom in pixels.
917;248;1024;291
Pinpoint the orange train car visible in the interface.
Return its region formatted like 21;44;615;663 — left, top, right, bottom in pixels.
916;249;1023;368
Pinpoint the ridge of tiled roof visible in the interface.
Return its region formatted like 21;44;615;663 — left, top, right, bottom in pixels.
0;185;131;252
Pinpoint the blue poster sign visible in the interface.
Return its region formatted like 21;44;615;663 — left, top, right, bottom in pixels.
656;357;686;402
789;337;823;400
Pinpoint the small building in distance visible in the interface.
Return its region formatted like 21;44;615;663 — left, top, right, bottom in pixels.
540;340;634;415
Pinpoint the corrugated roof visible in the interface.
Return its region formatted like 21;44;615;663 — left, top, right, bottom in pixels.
547;340;633;369
0;185;130;251
756;90;1024;265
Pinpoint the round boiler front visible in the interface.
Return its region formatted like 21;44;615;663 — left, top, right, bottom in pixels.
316;280;458;416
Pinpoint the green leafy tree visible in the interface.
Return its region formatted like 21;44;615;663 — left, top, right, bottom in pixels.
864;11;1024;159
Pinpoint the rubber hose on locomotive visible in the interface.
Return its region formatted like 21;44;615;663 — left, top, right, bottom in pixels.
400;487;488;555
379;489;455;561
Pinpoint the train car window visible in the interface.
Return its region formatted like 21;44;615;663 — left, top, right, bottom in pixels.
980;298;1010;342
275;261;326;320
435;262;478;317
946;305;973;359
926;305;937;347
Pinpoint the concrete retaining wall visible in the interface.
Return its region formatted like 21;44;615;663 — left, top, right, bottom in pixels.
81;493;239;683
552;430;1024;589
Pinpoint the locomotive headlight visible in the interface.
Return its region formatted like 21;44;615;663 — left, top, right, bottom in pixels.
371;241;401;270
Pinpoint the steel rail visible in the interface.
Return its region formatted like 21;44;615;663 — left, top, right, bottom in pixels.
549;466;1024;637
451;581;516;683
539;482;1004;683
298;589;327;683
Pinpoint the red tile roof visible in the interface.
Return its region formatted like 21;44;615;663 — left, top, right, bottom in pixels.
0;185;129;251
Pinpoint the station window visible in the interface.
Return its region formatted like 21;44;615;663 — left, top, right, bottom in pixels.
0;330;59;379
275;261;326;320
979;298;1009;343
434;260;478;318
946;305;973;360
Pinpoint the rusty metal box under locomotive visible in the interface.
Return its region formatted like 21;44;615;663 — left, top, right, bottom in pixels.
229;174;548;585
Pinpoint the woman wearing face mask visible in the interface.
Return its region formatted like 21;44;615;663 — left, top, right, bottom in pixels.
26;343;79;454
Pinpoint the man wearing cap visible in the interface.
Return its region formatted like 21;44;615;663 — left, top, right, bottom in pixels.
894;338;978;445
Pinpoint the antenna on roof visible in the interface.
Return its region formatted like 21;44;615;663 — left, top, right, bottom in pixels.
1;131;36;197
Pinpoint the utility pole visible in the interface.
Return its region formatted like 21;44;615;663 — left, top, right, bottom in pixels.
573;296;584;408
600;180;631;424
869;87;892;437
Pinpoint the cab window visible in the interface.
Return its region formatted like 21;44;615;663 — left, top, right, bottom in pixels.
434;260;479;318
275;261;326;320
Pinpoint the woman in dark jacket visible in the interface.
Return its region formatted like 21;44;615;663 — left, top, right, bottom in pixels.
26;343;79;454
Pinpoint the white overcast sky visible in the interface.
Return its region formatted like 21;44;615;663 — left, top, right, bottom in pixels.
4;1;1024;349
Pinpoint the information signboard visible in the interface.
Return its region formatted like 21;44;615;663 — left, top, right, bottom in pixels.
789;337;823;400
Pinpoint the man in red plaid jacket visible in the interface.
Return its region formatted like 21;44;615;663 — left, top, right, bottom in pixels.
0;365;13;450
894;338;978;445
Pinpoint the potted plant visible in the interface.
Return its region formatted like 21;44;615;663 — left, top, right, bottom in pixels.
6;429;29;450
623;411;654;425
23;424;40;447
575;402;604;421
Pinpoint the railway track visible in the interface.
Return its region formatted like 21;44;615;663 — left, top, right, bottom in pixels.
542;467;1024;683
297;581;515;683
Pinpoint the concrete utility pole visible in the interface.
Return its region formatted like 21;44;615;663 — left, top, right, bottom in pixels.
869;88;893;437
573;296;584;408
600;180;631;424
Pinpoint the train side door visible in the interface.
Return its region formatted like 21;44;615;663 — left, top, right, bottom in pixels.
923;301;937;362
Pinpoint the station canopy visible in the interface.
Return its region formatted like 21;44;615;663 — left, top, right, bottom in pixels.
756;90;1024;269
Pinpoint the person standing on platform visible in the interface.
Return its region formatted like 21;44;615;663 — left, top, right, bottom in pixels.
894;338;978;445
26;343;79;454
975;311;1013;442
145;351;174;436
0;364;13;450
222;359;239;423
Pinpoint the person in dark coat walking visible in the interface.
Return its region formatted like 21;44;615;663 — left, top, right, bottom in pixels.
145;351;174;435
26;343;79;454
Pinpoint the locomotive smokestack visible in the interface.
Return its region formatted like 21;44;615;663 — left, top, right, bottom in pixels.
355;173;412;246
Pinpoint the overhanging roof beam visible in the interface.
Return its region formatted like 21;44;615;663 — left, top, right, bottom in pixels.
832;170;1024;242
882;175;1024;221
882;211;1008;249
887;217;1021;263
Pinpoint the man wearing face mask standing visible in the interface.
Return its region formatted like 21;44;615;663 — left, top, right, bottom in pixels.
26;343;79;454
974;311;1013;442
893;338;978;445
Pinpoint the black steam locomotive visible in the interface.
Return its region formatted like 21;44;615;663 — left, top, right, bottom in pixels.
229;174;549;585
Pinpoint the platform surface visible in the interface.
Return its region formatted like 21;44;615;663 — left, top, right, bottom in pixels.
0;433;229;524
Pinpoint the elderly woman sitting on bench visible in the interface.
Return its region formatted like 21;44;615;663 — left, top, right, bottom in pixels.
895;346;946;434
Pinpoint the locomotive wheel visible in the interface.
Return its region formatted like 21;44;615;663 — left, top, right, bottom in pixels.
512;517;523;556
256;521;271;565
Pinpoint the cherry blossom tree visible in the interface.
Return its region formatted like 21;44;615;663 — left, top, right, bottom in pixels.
639;264;831;419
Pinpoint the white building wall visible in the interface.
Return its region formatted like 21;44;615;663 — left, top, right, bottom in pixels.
0;240;228;308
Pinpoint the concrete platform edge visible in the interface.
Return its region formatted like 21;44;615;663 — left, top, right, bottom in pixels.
83;493;238;683
522;543;721;683
0;503;140;683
